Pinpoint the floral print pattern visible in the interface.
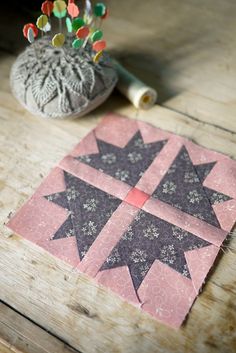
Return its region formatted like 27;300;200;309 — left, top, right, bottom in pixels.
115;169;130;182
76;131;166;186
101;153;117;164
127;151;143;164
101;210;210;290
160;245;177;265
184;171;199;184
45;171;121;259
209;192;230;205
83;198;99;212
187;190;204;204
106;248;121;265
122;226;134;241
81;221;97;236
130;249;148;263
152;146;231;227
143;225;159;240
172;226;189;241
162;181;177;195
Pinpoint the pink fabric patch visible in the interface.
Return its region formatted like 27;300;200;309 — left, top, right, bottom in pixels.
213;199;236;232
204;159;236;199
124;188;150;208
6;113;236;329
185;245;219;293
138;260;196;328
38;237;79;267
95;113;139;148
7;168;68;245
184;139;228;165
137;120;172;143
69;131;99;158
96;266;140;304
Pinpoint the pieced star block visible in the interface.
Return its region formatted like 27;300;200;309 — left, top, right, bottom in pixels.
45;171;122;260
77;131;167;186
101;210;210;290
45;135;231;290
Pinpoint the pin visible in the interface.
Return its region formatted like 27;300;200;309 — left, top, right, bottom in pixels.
93;50;103;63
72;38;84;49
53;0;67;13
72;17;85;31
22;1;110;62
27;27;35;44
94;3;106;17
41;1;54;17
85;0;92;15
92;40;106;52
91;29;103;42
101;8;109;20
42;22;51;33
23;24;38;39
76;26;89;39
53;0;67;33
66;17;73;33
53;9;67;18
36;15;48;30
52;33;65;47
68;3;79;18
23;24;40;58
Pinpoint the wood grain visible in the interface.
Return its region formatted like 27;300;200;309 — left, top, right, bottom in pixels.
0;302;80;353
105;0;236;133
1;0;236;352
1;231;236;353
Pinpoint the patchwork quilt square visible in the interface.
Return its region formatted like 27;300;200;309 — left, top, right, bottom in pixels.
7;113;236;328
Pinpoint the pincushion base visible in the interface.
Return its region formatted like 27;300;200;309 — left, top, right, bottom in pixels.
10;37;118;119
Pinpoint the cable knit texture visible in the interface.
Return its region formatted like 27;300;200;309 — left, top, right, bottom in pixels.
10;37;117;119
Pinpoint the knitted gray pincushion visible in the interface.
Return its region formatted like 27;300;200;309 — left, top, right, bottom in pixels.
10;37;117;119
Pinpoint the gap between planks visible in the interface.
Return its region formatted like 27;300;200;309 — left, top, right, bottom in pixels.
0;301;82;353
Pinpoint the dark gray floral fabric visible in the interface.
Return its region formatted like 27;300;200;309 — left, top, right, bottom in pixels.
152;146;231;227
76;131;166;186
45;171;121;260
101;210;210;290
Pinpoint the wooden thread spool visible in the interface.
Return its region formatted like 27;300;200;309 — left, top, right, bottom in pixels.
112;59;157;110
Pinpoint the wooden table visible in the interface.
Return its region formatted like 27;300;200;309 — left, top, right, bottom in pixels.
1;1;236;352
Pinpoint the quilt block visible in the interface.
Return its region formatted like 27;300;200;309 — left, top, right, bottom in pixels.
7;113;236;327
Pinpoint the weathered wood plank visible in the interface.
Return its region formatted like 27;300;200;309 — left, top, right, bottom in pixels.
104;0;236;133
0;302;80;353
0;338;23;353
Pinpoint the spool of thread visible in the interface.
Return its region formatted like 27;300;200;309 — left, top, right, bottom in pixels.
112;59;157;110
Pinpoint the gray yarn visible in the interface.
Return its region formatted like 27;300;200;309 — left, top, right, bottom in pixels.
10;37;118;119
